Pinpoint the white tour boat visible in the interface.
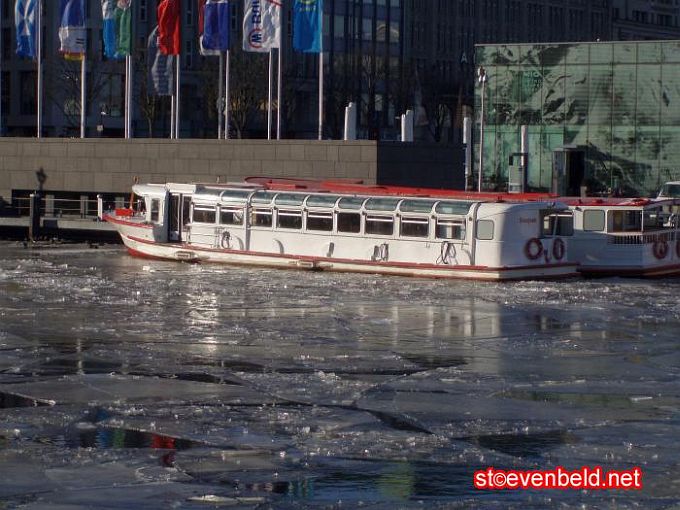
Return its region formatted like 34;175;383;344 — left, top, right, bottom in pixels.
104;178;577;281
558;196;680;277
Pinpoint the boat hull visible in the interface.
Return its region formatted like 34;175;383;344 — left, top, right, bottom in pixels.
118;231;577;282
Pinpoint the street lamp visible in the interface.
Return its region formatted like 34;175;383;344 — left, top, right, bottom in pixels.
97;104;108;136
477;66;488;192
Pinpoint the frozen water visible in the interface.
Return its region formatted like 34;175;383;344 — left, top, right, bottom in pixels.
0;241;679;507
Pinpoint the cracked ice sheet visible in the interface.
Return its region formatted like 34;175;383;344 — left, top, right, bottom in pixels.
0;374;281;407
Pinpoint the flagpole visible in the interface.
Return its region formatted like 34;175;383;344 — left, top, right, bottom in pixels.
80;56;86;138
277;48;282;140
175;56;180;138
37;0;43;138
125;55;131;138
170;95;175;139
267;49;273;140
124;56;128;138
128;55;133;138
318;51;323;141
225;49;230;140
218;53;224;139
170;53;175;139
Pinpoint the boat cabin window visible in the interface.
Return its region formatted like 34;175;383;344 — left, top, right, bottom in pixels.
365;198;400;211
400;200;436;214
610;209;641;233
277;209;302;230
251;191;276;205
337;197;366;210
436;201;474;215
307;212;333;232
306;195;340;208
436;219;465;240
365;215;394;236
220;189;252;202
642;208;665;230
220;207;243;225
583;209;605;231
476;220;494;240
193;206;216;224
274;193;305;206
541;210;574;236
252;208;272;227
400;217;429;238
337;212;361;233
150;199;160;223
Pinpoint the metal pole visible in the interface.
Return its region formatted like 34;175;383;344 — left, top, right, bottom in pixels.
175;56;180;138
318;51;323;140
218;53;224;139
477;67;487;193
80;56;86;138
277;48;282;140
124;56;129;138
37;0;43;138
125;55;133;138
170;94;175;139
267;49;273;140
225;49;230;139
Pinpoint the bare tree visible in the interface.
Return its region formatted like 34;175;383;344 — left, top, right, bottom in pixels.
134;49;161;138
228;48;268;139
45;57;120;135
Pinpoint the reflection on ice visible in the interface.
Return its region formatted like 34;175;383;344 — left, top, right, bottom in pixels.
1;242;680;507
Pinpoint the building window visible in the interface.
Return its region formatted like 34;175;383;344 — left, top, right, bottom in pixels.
139;0;147;22
20;71;36;115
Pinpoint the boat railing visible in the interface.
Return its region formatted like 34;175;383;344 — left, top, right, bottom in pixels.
607;230;678;245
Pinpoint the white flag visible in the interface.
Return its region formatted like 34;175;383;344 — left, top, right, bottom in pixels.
243;0;281;52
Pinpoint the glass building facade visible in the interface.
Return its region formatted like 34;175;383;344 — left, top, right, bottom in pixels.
475;41;680;196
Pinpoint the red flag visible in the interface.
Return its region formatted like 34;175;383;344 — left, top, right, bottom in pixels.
157;0;180;55
198;0;206;38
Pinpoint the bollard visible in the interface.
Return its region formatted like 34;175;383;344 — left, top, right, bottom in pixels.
97;194;103;221
29;193;40;241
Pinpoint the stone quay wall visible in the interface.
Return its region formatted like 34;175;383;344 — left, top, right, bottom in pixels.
0;138;463;201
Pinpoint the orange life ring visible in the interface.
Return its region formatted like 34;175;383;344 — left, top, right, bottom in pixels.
524;238;544;260
552;238;565;261
653;239;669;260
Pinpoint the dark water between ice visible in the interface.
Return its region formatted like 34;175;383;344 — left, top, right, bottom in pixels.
1;241;680;508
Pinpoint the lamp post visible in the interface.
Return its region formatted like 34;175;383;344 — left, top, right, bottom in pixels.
477;66;487;192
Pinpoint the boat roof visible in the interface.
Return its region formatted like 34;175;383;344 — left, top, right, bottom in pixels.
243;176;556;203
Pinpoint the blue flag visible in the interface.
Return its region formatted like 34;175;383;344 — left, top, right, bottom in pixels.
59;0;86;56
199;0;230;56
102;0;132;59
293;0;322;53
147;26;174;96
15;0;37;59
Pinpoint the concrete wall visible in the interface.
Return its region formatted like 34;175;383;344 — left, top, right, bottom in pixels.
0;138;463;202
